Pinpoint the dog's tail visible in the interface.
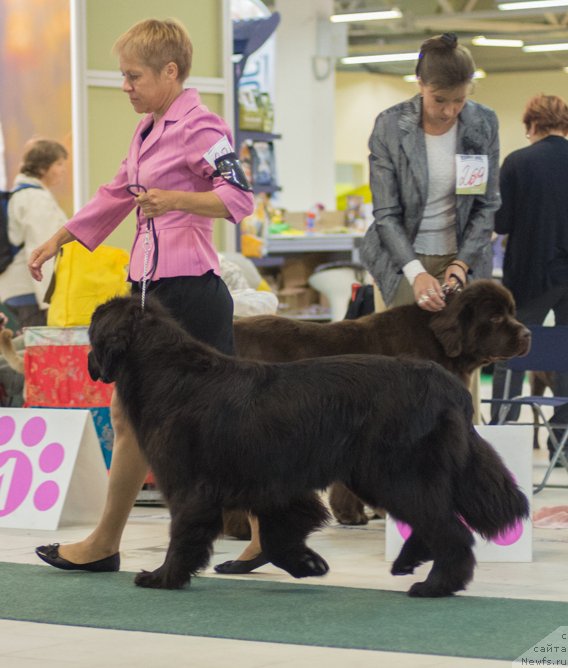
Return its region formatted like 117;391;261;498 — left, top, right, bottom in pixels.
454;429;529;540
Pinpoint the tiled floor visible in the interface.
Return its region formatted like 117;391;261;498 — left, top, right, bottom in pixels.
1;413;567;667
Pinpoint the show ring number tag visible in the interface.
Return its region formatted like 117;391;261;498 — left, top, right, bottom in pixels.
455;154;488;195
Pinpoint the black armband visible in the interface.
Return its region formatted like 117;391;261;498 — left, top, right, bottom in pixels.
213;153;253;192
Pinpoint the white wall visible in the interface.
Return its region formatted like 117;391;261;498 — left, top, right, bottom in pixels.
474;70;568;158
274;0;336;211
335;69;568;182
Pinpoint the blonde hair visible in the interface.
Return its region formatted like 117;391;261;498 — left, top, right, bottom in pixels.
522;94;568;136
21;139;68;178
113;18;192;81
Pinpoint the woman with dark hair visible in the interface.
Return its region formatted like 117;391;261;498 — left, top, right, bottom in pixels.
361;33;500;311
0;139;68;327
491;94;568;461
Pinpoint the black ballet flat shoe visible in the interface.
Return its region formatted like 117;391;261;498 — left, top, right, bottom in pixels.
35;543;120;573
214;552;268;574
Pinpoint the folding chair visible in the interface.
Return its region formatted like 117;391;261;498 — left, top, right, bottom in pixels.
483;325;568;494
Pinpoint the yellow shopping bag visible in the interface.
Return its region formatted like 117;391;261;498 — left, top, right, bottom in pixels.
47;241;131;327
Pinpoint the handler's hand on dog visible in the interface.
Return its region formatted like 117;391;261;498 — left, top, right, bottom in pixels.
413;273;445;312
135;189;175;218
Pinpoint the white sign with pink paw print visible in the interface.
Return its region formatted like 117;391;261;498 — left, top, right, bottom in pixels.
0;408;108;530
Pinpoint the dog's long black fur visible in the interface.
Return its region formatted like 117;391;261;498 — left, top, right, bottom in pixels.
88;295;529;597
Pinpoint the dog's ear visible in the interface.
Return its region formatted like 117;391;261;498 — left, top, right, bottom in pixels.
88;297;138;383
90;330;130;383
429;307;463;357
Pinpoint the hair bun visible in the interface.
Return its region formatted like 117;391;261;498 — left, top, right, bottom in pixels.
441;32;458;48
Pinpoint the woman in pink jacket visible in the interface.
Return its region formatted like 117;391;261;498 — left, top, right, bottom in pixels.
30;19;254;572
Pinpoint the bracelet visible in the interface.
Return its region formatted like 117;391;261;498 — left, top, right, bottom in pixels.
448;262;468;274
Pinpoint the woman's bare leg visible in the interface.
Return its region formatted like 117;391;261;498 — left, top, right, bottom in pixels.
214;515;266;573
57;391;148;564
234;515;262;561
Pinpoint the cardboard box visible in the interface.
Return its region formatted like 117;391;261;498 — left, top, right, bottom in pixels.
277;286;320;314
280;255;323;288
23;327;113;408
284;210;346;232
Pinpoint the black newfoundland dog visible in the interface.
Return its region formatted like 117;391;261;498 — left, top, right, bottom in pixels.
87;295;528;597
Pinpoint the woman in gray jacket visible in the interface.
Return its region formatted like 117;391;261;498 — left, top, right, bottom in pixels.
362;33;500;312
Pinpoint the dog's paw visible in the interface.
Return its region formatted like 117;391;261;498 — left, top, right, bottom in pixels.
134;568;187;590
283;548;330;578
391;560;417;576
407;580;456;598
333;512;369;526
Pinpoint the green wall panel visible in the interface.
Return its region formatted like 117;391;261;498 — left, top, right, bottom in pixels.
88;87;138;250
86;0;222;79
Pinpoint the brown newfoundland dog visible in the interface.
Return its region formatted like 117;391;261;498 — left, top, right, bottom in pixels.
232;279;531;526
87;295;528;596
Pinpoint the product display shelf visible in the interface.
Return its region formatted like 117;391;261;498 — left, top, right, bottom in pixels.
266;232;363;263
233;14;282;253
239;130;281;143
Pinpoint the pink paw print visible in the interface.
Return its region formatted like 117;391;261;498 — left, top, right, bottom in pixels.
0;415;64;516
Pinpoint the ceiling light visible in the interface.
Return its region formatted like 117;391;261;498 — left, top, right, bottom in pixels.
342;52;418;65
522;42;568;52
403;69;486;82
330;9;402;23
471;36;524;47
498;1;568;10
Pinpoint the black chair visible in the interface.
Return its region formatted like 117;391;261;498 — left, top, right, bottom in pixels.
483;325;568;493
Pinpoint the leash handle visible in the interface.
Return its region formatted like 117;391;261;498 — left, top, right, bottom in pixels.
126;184;156;310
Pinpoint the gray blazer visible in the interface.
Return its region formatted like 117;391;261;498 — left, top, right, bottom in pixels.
361;94;500;305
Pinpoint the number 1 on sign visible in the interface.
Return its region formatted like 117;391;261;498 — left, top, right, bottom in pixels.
0;456;17;512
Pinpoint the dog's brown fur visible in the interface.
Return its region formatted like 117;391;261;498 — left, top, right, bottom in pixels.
231;279;530;528
0;329;24;374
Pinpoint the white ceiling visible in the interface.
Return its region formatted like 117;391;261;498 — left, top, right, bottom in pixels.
272;0;568;76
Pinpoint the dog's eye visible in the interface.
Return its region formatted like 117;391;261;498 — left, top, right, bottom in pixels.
490;316;504;324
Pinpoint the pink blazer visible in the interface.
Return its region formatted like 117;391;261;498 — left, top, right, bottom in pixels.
66;88;254;281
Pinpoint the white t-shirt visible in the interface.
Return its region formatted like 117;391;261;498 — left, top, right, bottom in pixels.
0;174;67;308
414;124;458;256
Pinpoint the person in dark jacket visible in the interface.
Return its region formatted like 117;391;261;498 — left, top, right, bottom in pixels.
491;93;568;460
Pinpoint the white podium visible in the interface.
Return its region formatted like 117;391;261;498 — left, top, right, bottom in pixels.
0;408;108;530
